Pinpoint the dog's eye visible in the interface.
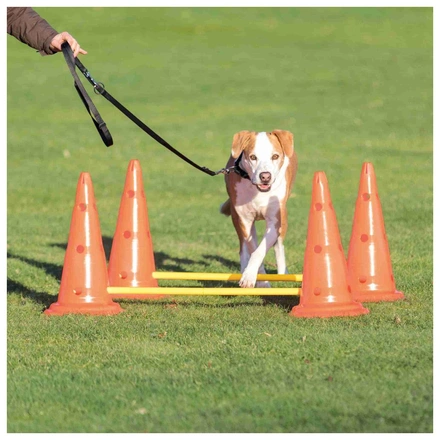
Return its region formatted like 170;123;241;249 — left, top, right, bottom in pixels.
250;155;257;161
272;154;280;160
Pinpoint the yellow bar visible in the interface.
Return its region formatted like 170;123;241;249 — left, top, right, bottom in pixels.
107;287;301;296
152;272;303;282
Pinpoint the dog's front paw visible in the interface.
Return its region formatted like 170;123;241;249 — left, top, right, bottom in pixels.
239;271;257;288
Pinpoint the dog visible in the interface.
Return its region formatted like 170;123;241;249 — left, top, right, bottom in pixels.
220;130;297;288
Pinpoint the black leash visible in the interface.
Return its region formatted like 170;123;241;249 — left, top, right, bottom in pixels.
61;42;246;178
61;43;113;146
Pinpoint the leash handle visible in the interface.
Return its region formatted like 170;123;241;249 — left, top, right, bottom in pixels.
61;42;113;147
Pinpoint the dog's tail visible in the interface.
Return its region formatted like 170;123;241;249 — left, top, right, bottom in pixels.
219;199;231;217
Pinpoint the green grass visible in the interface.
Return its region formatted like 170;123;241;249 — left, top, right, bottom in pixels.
7;7;432;433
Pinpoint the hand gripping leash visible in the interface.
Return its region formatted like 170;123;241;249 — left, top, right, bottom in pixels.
61;42;238;177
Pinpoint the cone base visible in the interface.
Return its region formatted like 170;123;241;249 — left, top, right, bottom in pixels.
290;301;369;318
44;300;123;316
354;290;405;303
108;293;166;300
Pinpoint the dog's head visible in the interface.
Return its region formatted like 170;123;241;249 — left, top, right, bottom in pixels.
231;130;294;192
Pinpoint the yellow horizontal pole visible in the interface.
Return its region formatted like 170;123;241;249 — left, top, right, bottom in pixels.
152;272;303;282
107;287;301;296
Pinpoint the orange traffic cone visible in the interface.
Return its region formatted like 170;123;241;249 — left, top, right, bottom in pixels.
45;173;123;316
108;159;164;300
290;172;369;318
347;163;405;302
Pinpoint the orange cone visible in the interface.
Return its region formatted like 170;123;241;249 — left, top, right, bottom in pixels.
45;173;123;316
290;172;369;318
347;163;405;302
108;160;164;300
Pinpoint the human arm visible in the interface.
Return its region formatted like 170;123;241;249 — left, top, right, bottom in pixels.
7;7;87;57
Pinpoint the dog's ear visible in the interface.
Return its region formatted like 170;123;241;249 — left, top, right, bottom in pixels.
231;130;255;159
271;130;294;158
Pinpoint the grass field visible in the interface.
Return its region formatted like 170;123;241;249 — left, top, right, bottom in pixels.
7;7;433;433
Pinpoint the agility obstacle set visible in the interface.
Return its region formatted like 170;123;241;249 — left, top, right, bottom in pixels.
44;159;404;318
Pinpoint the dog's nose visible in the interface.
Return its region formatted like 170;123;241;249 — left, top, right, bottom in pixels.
259;172;271;183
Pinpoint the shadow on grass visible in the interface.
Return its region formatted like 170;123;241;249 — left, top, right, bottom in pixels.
7;278;55;307
8;238;298;310
50;236;219;272
7;252;63;282
115;298;265;308
114;294;299;311
262;295;300;310
201;254;241;272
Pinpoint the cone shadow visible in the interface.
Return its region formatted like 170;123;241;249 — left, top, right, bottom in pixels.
7;278;56;308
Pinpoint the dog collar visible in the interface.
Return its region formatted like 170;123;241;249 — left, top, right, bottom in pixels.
233;152;250;180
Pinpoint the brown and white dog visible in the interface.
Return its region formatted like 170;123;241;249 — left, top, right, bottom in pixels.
220;130;297;288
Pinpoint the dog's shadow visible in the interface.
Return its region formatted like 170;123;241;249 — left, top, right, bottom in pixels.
261;293;300;310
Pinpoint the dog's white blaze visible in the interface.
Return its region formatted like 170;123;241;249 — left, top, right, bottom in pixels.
244;132;283;185
254;132;274;162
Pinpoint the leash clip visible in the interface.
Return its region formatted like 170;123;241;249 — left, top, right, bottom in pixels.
214;166;234;176
94;82;106;95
